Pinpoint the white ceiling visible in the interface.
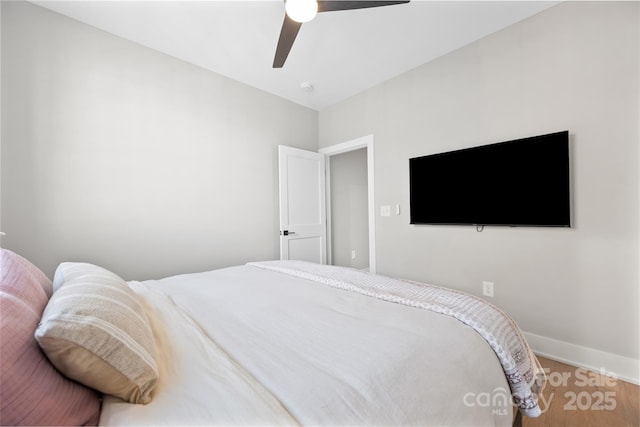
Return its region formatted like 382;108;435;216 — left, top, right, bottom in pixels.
32;0;558;111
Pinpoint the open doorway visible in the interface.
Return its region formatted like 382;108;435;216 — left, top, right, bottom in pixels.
329;148;368;270
319;135;376;273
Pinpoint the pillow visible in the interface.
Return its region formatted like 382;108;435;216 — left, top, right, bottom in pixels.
52;261;121;292
35;262;159;404
0;249;101;426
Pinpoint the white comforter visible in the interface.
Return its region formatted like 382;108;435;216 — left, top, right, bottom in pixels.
100;263;516;426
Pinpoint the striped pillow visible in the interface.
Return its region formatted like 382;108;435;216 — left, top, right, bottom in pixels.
35;262;158;404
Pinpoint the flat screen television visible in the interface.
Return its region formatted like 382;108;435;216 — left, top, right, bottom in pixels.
409;131;570;227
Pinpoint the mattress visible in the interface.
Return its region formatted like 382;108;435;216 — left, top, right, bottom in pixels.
99;262;535;426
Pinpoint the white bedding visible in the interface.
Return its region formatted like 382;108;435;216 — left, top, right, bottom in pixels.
100;263;520;426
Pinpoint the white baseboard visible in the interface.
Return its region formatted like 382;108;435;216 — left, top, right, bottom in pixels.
524;331;639;385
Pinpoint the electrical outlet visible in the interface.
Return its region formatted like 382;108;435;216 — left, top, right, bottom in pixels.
351;250;356;259
482;281;494;297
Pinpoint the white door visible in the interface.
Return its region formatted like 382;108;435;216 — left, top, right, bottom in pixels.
278;145;327;264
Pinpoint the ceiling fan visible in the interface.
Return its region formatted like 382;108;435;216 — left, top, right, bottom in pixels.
273;0;410;68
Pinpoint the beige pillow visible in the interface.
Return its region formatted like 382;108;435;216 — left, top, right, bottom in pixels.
35;262;158;404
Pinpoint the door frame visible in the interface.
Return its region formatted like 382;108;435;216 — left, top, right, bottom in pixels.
319;135;376;273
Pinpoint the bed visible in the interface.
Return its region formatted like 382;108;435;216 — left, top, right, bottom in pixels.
0;249;544;426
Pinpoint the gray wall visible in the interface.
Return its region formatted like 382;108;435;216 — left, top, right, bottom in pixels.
319;2;639;361
1;0;638;372
1;1;318;280
330;148;368;270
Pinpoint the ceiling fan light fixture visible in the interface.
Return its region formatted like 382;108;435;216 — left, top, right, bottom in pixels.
285;0;318;23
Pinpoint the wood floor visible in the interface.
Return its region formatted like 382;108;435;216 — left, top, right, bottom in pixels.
523;356;639;427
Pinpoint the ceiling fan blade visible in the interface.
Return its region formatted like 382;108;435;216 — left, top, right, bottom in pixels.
273;15;302;68
317;0;409;13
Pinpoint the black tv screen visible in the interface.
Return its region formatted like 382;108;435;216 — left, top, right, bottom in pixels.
409;131;570;227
